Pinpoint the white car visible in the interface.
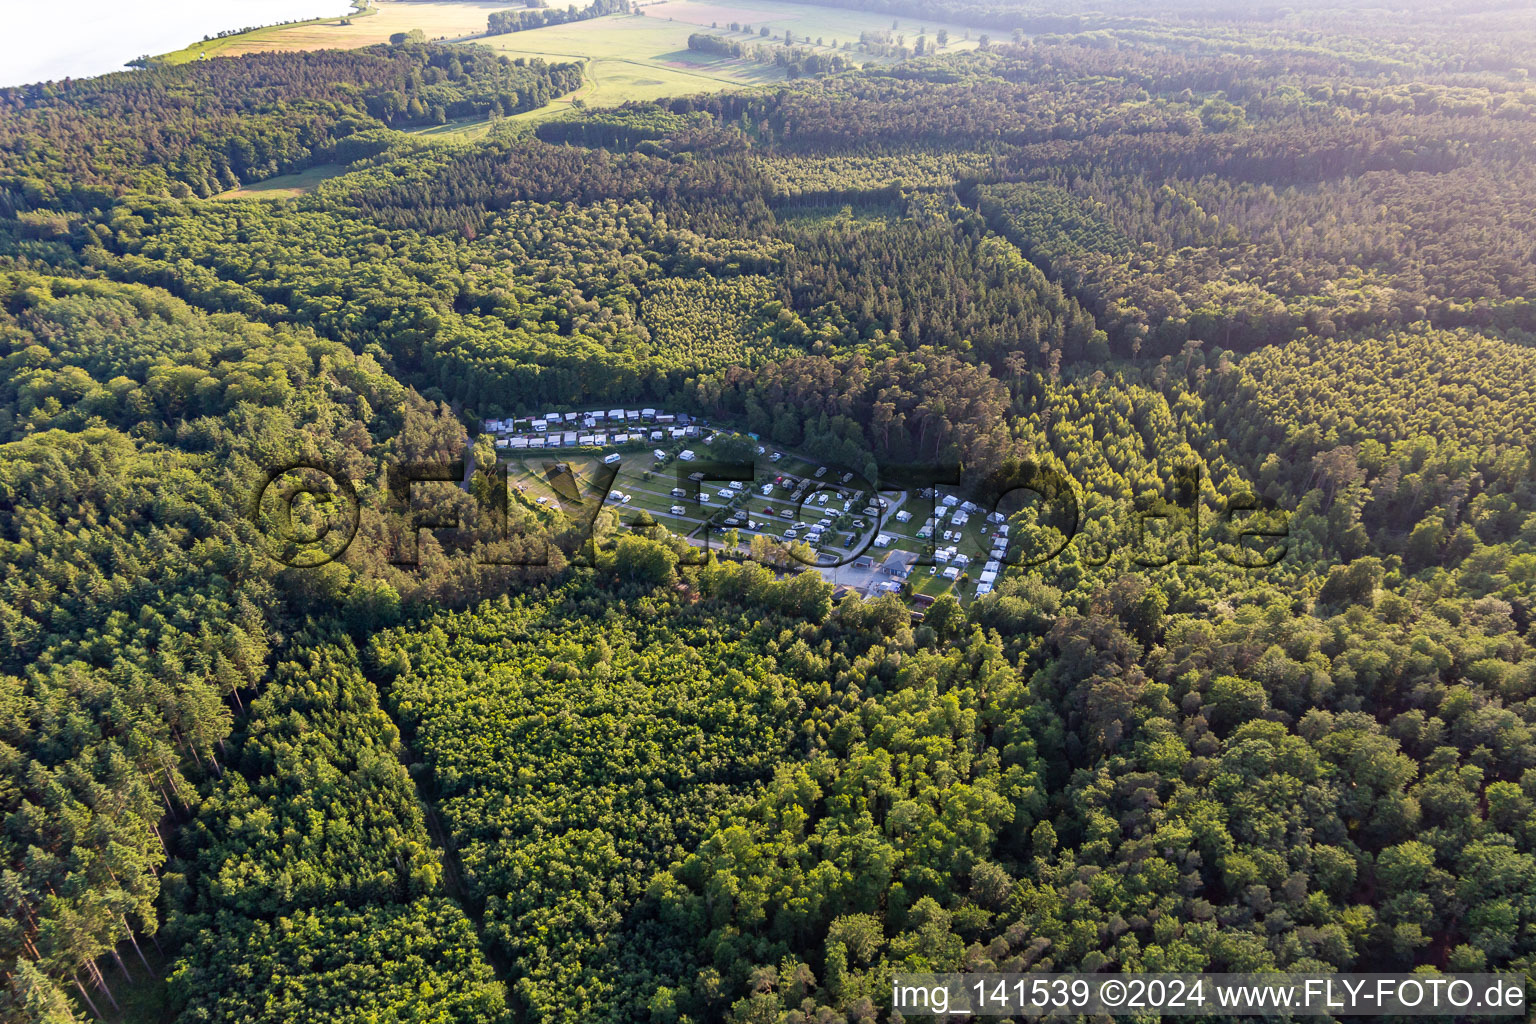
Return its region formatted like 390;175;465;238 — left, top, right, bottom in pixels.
770;452;782;462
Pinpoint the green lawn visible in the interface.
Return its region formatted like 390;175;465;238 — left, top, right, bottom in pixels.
908;571;957;601
405;116;500;140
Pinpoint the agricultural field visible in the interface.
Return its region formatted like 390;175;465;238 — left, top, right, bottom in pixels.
157;0;505;63
156;0;988;112
484;1;984;108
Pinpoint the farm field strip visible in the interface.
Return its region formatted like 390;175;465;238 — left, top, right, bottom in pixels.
159;0;508;62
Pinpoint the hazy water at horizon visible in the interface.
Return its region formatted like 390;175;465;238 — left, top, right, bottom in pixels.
0;0;356;88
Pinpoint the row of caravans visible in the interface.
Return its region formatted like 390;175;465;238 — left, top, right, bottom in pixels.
493;425;700;451
482;408;689;434
485;409;703;452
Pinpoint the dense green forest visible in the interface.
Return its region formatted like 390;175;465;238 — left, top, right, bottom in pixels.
2;5;1536;1022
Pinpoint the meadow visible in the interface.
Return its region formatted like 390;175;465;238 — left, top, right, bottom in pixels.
487;0;983;107
213;163;347;198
